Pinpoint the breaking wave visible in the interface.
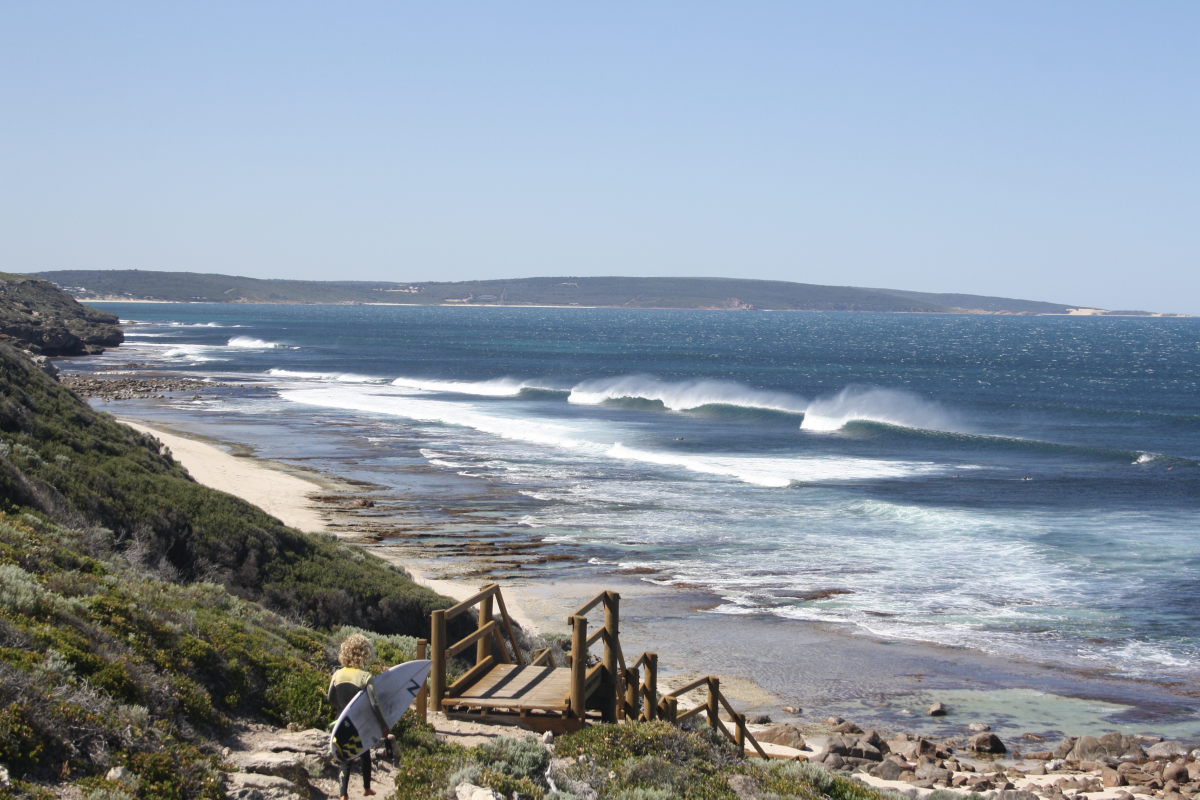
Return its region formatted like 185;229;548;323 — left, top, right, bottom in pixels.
569;376;807;413
801;387;959;433
390;376;566;397
227;336;283;349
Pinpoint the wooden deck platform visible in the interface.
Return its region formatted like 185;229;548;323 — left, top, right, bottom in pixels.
449;664;570;712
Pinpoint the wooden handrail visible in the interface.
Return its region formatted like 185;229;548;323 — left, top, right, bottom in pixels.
493;588;525;667
445;656;494;699
569;591;609;621
584;626;608;649
663;675;709;699
675;703;706;722
445;584;498;619
531;648;554;667
491;624;511;665
447;620;498;658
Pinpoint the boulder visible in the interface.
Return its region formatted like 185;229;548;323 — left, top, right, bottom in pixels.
261;729;329;756
888;737;937;759
871;760;906;781
967;723;991;733
221;772;306;800
1052;737;1078;759
967;732;1007;754
456;784;503;800
825;716;845;725
782;706;801;715
862;730;889;754
927;702;948;716
916;765;953;784
1103;767;1128;787
824;753;846;771
844;738;883;761
229;752;312;786
0;766;9;790
831;721;863;734
1071;733;1146;762
748;714;773;725
1147;741;1190;760
1187;763;1200;781
756;724;806;751
1163;762;1190;784
727;774;763;800
1025;751;1054;761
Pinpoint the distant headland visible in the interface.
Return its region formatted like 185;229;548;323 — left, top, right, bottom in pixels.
30;270;1189;316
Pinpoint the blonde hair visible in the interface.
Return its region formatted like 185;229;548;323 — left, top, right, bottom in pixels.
338;633;374;669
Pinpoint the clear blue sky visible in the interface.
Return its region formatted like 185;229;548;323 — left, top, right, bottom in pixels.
2;2;1196;312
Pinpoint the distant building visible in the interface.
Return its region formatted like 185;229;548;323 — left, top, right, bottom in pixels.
477;294;497;302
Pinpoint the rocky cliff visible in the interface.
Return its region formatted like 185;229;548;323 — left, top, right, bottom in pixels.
0;272;123;355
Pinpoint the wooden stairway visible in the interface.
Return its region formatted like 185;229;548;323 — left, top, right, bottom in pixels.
425;583;767;756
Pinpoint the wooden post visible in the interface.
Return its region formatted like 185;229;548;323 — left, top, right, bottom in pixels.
661;695;678;724
623;667;639;722
707;677;720;731
644;653;658;721
416;639;428;722
601;592;619;723
430;610;446;712
569;615;587;720
735;711;746;753
477;587;494;665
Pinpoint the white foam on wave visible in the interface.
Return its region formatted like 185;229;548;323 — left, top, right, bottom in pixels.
606;444;938;487
391;376;562;396
568;376;806;413
278;386;944;488
168;321;237;328
265;369;383;383
228;336;283;349
801;386;959;432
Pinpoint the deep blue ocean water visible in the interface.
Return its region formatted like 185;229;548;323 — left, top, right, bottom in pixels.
92;304;1200;686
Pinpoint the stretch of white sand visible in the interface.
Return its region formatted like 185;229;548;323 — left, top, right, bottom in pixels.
119;420;330;533
116;418;547;632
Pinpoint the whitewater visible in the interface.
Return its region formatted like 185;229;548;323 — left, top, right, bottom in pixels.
77;303;1200;698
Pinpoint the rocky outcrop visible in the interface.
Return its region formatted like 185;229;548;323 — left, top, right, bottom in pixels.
967;732;1007;754
221;772;306;800
61;374;230;400
754;723;806;750
1069;732;1146;762
0;273;123;355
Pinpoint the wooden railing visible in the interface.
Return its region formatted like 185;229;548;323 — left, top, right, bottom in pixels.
567;590;621;722
622;651;658;722
657;676;769;759
429;583;525;711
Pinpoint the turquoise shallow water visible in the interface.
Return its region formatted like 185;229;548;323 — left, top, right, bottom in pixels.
87;304;1200;705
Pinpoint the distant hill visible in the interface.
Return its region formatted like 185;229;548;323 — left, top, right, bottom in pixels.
32;269;1092;314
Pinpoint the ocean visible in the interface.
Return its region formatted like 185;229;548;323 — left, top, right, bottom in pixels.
78;303;1200;735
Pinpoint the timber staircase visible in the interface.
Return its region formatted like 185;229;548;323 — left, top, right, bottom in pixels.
421;584;769;757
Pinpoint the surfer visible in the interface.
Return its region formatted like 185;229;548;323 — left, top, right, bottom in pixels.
328;633;376;799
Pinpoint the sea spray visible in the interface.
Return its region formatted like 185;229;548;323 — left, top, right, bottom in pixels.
801;386;960;433
569;375;808;413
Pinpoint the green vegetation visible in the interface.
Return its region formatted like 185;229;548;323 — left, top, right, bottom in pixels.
0;273;123;356
0;344;458;637
32;269;1086;313
388;717;935;800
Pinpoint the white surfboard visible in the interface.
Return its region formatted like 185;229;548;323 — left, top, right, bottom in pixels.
329;659;431;763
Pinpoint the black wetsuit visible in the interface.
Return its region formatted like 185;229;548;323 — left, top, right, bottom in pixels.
328;667;372;796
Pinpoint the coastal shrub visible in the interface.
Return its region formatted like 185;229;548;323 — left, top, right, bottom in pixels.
472;735;550;782
0;344;460;641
